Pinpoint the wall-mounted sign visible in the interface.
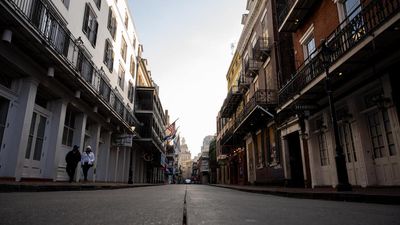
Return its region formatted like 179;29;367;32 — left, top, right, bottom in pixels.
112;134;133;147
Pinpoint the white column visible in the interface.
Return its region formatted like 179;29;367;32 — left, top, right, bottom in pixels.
114;147;119;183
73;112;87;182
281;134;291;180
9;78;39;181
45;99;68;180
104;131;112;182
130;146;137;183
89;123;101;182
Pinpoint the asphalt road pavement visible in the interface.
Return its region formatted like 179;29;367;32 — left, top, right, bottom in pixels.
0;185;399;225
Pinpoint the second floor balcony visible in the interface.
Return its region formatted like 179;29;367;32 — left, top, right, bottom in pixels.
1;0;137;130
253;37;273;62
220;86;242;118
243;58;262;78
218;89;278;148
278;0;319;32
238;73;252;92
278;0;400;111
234;89;277;134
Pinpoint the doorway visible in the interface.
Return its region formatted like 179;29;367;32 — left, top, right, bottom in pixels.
23;105;50;178
287;131;304;187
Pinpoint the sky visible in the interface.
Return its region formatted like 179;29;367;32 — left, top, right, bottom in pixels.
129;0;246;157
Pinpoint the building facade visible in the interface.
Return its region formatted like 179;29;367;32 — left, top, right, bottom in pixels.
0;0;169;184
276;0;400;188
178;138;192;180
217;0;284;185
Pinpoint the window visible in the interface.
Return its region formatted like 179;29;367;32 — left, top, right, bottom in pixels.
303;36;316;61
128;82;134;103
132;35;137;48
62;110;75;147
107;7;117;40
257;132;263;167
61;0;70;9
130;55;135;75
82;3;98;46
93;0;101;10
318;132;329;166
77;52;93;83
124;11;129;29
344;0;361;20
118;64;125;90
339;123;357;163
103;39;114;72
343;0;364;42
0;97;9;149
367;109;397;158
315;116;329;166
121;37;127;62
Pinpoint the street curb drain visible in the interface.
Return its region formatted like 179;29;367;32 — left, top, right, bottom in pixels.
182;185;188;225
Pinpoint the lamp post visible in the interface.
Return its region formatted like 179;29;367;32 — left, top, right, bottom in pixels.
128;127;136;184
320;40;352;191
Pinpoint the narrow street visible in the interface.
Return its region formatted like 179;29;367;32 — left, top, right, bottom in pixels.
0;185;399;225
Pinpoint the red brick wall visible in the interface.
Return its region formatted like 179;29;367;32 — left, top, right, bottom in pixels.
292;0;340;69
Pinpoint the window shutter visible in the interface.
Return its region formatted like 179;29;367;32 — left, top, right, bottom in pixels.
82;4;89;34
91;20;98;46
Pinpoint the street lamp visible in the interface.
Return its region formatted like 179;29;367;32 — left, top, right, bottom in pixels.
320;40;352;191
128;129;136;184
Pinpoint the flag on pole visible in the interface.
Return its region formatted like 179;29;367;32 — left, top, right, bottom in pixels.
164;119;178;141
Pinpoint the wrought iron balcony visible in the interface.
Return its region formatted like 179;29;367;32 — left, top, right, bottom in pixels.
238;73;251;92
220;86;242;118
253;37;273;62
219;123;235;147
243;59;262;77
278;0;318;32
3;0;136;128
234;89;277;134
279;0;400;108
135;87;155;112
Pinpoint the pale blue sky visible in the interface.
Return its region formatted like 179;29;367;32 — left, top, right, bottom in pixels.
129;0;246;157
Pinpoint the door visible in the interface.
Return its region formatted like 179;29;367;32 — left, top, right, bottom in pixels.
366;109;400;185
23;108;49;178
246;141;255;183
287;132;304;187
339;121;361;185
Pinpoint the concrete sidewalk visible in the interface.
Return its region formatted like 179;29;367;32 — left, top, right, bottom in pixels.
211;184;400;205
0;180;163;192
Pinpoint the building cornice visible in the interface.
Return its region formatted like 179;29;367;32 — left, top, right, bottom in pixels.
237;0;266;55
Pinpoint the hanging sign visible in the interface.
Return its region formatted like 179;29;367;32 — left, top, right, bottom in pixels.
112;134;133;147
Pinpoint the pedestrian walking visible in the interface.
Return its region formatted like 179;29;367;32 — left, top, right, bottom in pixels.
81;145;95;181
65;145;81;183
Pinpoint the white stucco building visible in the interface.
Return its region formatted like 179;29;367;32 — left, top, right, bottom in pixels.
0;0;161;183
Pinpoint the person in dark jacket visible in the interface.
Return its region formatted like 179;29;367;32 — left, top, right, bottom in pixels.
65;145;81;182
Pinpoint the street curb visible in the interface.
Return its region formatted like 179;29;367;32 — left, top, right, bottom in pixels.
0;183;163;193
211;185;400;205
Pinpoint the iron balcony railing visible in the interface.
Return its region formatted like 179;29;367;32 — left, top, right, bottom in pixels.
253;36;273;62
6;0;136;127
243;58;262;77
238;72;252;92
278;0;298;28
235;89;277;131
219;121;234;146
279;0;400;107
220;85;242;118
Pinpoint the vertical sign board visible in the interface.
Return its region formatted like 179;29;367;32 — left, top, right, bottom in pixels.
112;134;133;147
